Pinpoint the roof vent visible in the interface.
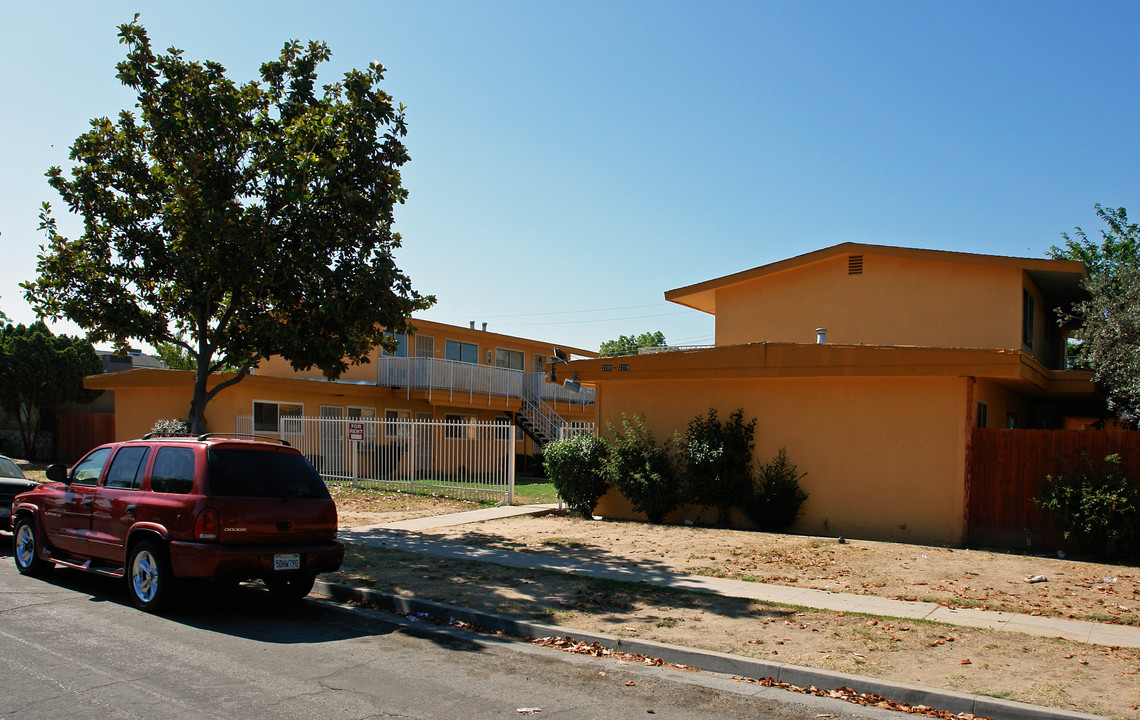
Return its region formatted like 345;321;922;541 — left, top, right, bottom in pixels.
816;328;827;344
848;255;864;275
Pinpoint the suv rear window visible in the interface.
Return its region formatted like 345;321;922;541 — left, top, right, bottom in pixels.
151;447;196;494
206;448;330;499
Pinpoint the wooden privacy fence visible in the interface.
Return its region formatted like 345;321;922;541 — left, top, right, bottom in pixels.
55;412;115;464
966;428;1140;550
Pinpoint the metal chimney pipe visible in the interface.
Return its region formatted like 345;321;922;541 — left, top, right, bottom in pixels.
816;328;827;344
482;322;488;332
469;321;475;330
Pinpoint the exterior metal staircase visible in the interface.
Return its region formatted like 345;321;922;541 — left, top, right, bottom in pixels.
510;377;569;446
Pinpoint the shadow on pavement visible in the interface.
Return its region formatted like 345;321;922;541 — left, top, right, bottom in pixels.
0;531;484;653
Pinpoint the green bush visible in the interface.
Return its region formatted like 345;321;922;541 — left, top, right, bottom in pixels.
605;415;681;524
741;448;808;532
1034;453;1140;561
678;408;756;526
542;434;610;519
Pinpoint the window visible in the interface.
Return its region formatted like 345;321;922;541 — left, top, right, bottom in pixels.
71;447;112;487
976;402;988;429
382;331;408;357
494;348;524;370
207;448;329;499
104;446;150;490
414;335;435;358
385;409;412;438
1022;289;1035;348
445;413;477;439
494;417;516;441
150;447;196;494
445;339;478;364
253;401;303;434
1006;412;1018;429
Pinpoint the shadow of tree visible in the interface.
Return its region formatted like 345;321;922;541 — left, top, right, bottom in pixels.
334;524;794;634
0;532;484;653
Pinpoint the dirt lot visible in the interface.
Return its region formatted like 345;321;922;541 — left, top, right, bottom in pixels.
332;495;1140;719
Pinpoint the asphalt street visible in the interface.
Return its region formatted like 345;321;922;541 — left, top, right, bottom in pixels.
0;538;899;720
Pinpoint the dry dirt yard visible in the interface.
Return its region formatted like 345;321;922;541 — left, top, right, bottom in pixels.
332;496;1140;719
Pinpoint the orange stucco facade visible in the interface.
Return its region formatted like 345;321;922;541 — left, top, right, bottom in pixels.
85;318;598;463
571;244;1102;546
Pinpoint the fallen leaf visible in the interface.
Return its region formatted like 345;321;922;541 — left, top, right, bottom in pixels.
625;681;636;686
961;659;972;665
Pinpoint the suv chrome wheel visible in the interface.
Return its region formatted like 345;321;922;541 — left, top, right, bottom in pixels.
128;541;171;612
13;517;51;576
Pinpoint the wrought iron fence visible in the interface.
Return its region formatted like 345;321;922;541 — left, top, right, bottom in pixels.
236;415;515;504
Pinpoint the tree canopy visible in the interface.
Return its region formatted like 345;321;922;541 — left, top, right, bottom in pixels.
24;18;433;432
0;322;103;459
1050;204;1140;423
599;330;667;357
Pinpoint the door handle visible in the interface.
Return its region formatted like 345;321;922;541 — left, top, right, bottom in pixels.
126;505;137;515
82;498;93;509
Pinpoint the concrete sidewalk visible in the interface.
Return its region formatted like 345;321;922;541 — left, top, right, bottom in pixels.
339;504;1140;650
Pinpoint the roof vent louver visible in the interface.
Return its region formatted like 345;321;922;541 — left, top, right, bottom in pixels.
848;255;864;275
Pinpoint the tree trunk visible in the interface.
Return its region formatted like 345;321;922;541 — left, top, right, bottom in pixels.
188;364;210;435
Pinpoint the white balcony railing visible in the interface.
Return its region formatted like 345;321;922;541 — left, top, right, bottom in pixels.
375;357;594;407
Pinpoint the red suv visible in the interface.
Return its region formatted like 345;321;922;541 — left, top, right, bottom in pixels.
11;434;344;611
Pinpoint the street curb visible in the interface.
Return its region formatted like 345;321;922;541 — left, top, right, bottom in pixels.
313;581;1100;720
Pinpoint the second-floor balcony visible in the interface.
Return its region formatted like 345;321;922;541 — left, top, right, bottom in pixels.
375;356;595;409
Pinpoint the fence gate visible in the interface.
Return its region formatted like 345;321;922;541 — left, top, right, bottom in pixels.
966;428;1140;550
236;414;516;504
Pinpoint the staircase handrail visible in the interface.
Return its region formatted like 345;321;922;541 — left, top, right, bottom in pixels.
519;379;568;442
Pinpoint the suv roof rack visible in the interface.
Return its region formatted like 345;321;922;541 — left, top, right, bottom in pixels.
140;432;195;440
195;432;292;447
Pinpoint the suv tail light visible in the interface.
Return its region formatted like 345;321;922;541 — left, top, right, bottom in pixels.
194;508;220;541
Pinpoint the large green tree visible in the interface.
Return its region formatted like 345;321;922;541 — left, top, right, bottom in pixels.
24;18;433;433
0;322;103;459
599;330;666;357
1050;204;1140;423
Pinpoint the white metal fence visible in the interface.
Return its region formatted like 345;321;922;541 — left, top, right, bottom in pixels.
236;415;516;504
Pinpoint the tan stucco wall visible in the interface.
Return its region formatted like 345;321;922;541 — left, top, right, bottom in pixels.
713;252;1024;351
593;374;970;546
972;379;1033;430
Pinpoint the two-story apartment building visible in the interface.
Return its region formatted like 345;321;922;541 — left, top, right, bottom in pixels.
562;243;1102;545
86;319;597;473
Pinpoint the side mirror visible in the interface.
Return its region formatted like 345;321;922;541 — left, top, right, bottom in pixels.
46;464;69;484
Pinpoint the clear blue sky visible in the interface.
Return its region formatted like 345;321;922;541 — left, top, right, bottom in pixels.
3;1;1139;353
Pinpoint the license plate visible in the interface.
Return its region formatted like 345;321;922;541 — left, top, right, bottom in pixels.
273;553;300;571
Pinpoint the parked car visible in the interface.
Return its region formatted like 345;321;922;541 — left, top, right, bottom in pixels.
1;455;40;532
11;434;344;611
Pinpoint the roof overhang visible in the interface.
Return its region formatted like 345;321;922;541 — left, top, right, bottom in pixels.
563;342;1099;399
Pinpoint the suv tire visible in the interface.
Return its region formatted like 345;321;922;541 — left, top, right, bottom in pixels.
13;516;53;576
264;573;316;603
128;540;172;612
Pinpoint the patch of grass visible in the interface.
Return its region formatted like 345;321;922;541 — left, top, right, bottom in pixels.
541;537;587;549
655;616;683;628
513;476;560;505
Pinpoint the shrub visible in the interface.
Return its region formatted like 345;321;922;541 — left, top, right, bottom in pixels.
678;408;756;526
1034;453;1140;561
149;418;190;436
542;434;610;519
741;447;808;532
605;415;681;524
